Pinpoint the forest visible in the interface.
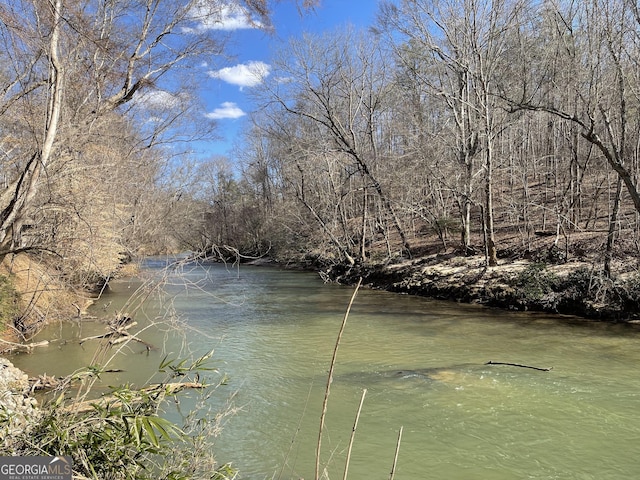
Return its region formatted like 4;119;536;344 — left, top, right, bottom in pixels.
1;0;640;326
240;0;640;275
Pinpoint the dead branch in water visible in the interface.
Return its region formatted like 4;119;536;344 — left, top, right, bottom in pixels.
29;369;125;393
65;381;206;414
485;361;553;371
79;320;154;350
79;322;137;344
0;338;49;353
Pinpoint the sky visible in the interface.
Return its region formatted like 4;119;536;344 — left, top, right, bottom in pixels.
196;0;383;158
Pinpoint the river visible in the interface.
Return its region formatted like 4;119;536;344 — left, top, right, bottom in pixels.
9;258;640;479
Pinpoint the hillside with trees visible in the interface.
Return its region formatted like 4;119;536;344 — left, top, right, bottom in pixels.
0;0;316;338
233;0;640;268
208;0;640;318
2;0;640;336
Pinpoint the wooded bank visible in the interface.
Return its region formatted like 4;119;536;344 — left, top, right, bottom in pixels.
2;0;640;338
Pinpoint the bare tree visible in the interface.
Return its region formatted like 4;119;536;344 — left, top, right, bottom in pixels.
0;0;316;268
506;0;640;272
259;27;412;261
379;0;527;265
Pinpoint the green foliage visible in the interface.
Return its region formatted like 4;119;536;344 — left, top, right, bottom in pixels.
0;274;20;331
513;263;558;305
617;272;640;315
563;267;602;301
1;353;237;480
159;350;218;377
623;273;640;303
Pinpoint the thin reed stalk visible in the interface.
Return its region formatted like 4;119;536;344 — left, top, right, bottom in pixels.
389;426;403;480
278;381;314;480
315;278;362;480
342;388;367;480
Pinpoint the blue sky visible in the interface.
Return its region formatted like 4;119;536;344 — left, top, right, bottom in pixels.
197;0;382;158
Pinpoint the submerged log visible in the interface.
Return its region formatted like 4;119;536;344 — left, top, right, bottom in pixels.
485;360;552;371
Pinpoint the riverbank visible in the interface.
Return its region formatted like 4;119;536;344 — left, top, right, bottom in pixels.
0;254;90;350
317;251;640;322
0;253;129;352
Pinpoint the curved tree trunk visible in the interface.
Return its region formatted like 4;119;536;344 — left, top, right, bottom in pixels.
0;0;64;258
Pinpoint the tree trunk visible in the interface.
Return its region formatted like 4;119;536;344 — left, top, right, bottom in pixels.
604;176;622;277
0;0;64;257
461;157;473;254
483;104;498;267
360;182;368;261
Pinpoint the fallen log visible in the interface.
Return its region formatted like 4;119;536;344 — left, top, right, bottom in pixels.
485;361;552;372
29;369;126;392
0;338;49;353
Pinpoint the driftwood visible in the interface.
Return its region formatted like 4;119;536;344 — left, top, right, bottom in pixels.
29;369;125;392
485;361;553;372
109;332;153;350
65;382;205;414
29;374;67;392
78;321;154;350
79;322;137;344
0;338;49;353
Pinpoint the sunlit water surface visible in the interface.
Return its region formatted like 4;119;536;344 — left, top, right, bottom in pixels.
10;259;640;479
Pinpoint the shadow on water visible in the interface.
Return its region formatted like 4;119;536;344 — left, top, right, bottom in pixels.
336;363;481;387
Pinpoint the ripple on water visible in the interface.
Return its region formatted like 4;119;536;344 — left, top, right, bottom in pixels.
9;262;640;480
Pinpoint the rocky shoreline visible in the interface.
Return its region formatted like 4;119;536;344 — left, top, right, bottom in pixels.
0;357;39;452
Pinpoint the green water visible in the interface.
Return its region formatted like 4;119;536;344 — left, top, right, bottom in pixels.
9;259;640;479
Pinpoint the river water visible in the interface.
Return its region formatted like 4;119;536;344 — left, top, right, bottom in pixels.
9;259;640;479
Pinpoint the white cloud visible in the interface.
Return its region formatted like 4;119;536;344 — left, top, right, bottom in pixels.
206;102;246;119
209;61;271;88
135;90;184;110
184;2;263;33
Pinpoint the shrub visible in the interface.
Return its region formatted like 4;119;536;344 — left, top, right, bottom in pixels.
618;273;640;316
0;354;237;480
513;263;557;304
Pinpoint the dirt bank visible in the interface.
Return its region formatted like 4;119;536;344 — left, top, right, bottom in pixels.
0;254;94;351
